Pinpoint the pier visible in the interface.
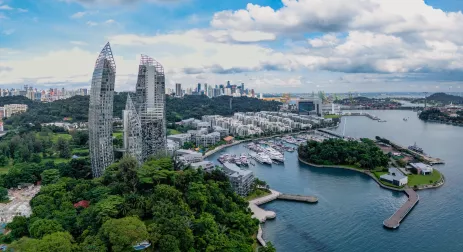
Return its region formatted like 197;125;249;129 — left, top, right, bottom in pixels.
383;188;419;229
342;112;381;121
381;138;445;165
317;129;344;139
249;189;318;246
278;193;318;203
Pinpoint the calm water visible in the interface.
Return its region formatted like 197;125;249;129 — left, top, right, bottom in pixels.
205;110;463;252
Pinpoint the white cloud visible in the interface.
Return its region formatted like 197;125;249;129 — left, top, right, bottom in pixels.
86;21;98;26
70;41;88;46
105;19;116;24
0;5;13;10
211;0;463;45
0;13;6;19
17;8;28;13
2;29;15;35
71;11;87;18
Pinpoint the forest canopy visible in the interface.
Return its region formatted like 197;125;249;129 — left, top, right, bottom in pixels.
3;156;260;252
298;138;389;169
2;94;281;125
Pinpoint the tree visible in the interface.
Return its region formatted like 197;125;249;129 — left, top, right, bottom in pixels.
31;153;42;163
6;216;29;239
37;232;74;252
28;219;64;239
56;137;71;159
100;217;148;252
0;186;8;202
0;155;8;166
72;130;89;147
41;169;60;185
158;234;180;252
259;242;277;252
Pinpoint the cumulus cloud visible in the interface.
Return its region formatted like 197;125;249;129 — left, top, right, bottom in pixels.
0;5;13;10
70;41;88;46
211;0;463;44
71;11;87;18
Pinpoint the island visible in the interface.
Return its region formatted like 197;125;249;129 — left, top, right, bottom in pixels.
298;138;443;190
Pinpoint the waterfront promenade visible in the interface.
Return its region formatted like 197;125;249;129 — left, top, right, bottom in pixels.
383;188;419;229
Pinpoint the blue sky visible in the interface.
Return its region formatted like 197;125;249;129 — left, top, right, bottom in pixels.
1;0;463;93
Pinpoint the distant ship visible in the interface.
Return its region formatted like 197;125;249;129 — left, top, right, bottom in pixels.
408;142;424;154
403;118;408;121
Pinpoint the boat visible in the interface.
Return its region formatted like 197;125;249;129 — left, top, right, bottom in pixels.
250;153;273;165
263;147;285;162
378;120;387;122
403;118;408;121
408;142;424;154
240;154;249;166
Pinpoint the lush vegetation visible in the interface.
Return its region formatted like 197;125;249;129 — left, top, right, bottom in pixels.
298;138;389;169
2;156;259;251
3;93;281;126
412;92;463;105
419;109;463;125
334;97;401;108
166;95;281;122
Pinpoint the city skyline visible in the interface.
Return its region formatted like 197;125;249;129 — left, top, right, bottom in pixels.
2;0;463;93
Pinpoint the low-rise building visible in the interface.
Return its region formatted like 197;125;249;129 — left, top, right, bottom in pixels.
167;139;180;156
380;168;408;186
167;133;191;146
222;162;254;196
409;163;433;175
190;161;215;172
176;149;203;164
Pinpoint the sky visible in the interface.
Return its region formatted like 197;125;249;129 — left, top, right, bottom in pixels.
1;0;463;93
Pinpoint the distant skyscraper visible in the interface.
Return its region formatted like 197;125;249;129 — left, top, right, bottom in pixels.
135;55;166;160
175;83;182;97
89;42;115;177
123;94;143;164
197;83;201;93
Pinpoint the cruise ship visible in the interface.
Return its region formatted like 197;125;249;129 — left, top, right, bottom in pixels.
250;153;273;165
263;147;284;162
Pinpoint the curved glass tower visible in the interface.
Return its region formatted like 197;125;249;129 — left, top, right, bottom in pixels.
89;42;115;177
135;55;166;160
123;94;143;164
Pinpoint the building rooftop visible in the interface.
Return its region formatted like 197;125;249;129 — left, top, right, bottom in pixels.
223;162;253;177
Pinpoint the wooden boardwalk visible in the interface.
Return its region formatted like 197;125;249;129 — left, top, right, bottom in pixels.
383;188;419;229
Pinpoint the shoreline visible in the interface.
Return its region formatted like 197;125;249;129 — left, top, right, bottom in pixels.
297;157;445;191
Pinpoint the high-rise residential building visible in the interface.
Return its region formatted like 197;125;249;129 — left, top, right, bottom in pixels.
175;83;182;97
4;104;28;118
197;83;201;93
123;94;143;164
89;42;116;178
135;55;167;160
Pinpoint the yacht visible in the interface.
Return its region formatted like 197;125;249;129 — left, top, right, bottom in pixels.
263;147;285;162
250;153;273;165
240;154;249;166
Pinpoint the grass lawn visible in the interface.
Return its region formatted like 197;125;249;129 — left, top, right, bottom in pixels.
168;129;182;135
407;170;442;187
372;171;387;179
245;189;271;201
113;132;123;138
36;132;72;143
324;114;341;119
42;157;69;164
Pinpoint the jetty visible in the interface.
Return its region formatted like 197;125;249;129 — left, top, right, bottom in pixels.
381;138;444;165
317;129;344;139
383;188;419;229
249;190;318;222
342;112;381;121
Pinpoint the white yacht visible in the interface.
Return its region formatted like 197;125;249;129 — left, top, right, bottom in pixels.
263;147;284;162
250;153;273;165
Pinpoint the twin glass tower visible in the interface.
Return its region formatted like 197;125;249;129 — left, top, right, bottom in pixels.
89;43;166;177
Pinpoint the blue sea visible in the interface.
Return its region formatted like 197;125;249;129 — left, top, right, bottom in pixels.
205;110;463;252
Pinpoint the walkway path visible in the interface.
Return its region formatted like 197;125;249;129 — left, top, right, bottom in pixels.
383;188;419;229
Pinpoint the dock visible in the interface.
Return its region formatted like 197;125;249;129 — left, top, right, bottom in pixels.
317;129;344;139
382;139;445;165
249;189;318;223
277;193;318;203
383;188;419;229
